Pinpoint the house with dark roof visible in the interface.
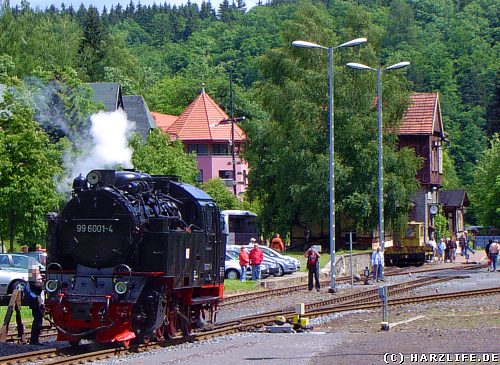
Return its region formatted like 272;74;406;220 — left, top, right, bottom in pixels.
89;82;124;111
89;82;155;140
152;86;248;197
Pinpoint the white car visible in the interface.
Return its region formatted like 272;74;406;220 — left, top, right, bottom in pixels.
0;254;40;296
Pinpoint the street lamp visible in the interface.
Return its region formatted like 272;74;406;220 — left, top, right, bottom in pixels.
346;61;410;280
292;37;367;293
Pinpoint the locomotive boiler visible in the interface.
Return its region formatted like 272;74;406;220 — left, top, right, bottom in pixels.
44;169;225;346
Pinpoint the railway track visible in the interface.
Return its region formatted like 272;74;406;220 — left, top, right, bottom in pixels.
221;263;484;306
2;273;495;365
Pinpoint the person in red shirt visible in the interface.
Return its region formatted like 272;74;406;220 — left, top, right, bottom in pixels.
238;246;249;282
249;239;264;280
270;234;285;252
304;246;321;291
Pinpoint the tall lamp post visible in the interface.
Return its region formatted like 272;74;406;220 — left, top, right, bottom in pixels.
292;37;367;293
214;72;245;196
346;61;410;279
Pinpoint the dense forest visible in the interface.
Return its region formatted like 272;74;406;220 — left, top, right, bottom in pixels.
0;0;498;245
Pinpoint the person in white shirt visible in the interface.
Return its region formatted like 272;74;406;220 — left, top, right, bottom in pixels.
371;246;383;282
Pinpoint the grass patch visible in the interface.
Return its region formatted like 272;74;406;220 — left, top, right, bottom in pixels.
223;279;263;294
0;305;33;324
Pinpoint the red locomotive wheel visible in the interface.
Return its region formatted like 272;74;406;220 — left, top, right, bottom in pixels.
155;325;165;342
165;310;177;339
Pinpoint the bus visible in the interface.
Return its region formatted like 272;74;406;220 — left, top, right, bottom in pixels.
220;210;258;246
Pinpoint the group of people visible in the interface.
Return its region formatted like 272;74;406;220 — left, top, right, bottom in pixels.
238;237;323;292
238;234;286;282
430;233;475;263
238;238;264;281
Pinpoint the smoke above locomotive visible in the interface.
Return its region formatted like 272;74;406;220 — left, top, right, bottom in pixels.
57;109;136;195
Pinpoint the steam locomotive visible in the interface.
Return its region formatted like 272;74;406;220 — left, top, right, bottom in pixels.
44;169;225;346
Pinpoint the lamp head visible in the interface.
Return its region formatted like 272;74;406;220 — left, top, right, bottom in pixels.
291;40;326;50
385;61;410;70
336;37;367;49
346;62;374;71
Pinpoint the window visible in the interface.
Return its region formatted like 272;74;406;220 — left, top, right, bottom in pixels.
212;144;230;155
219;170;233;179
187;144;208;155
438;145;443;174
196;170;204;183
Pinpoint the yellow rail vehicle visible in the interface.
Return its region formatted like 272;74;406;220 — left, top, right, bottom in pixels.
385;222;433;266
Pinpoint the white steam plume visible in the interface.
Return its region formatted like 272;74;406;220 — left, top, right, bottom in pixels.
58;109;136;193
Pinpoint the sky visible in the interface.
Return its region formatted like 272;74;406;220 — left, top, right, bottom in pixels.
9;0;260;11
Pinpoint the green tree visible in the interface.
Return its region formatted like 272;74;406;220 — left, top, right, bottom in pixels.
434;210;449;240
0;91;63;250
78;5;109;80
245;1;420;236
130;129;198;183
470;134;500;227
442;149;461;189
201;178;241;210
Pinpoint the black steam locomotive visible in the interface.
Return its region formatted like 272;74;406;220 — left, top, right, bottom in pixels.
44;169;225;346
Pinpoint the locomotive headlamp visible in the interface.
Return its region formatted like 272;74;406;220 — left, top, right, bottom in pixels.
86;170;102;185
46;279;59;293
114;281;128;295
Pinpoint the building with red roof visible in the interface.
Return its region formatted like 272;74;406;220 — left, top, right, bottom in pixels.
152;85;249;197
397;92;466;241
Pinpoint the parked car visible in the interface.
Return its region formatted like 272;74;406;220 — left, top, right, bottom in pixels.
17;251;47;268
1;253;46;272
0;254;40;296
226;246;281;277
257;246;301;271
224;252;270;280
227;245;297;276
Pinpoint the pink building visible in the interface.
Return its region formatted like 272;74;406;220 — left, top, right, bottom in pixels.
152;87;249;197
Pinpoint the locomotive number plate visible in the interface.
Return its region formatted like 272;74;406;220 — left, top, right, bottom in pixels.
76;224;114;233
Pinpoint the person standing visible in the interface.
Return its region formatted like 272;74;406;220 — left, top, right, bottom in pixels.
437;238;446;263
304;246;321;291
371;246;383;282
489;240;499;272
238;246;249;282
459;232;475;259
248;239;264;281
449;237;457;262
485;239;493;271
270;234;285;252
24;263;44;346
428;238;437;262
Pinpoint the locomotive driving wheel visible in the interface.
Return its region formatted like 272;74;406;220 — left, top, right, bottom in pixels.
165;309;177;339
178;306;192;337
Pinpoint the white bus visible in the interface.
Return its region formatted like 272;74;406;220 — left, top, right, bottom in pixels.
220;210;258;246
